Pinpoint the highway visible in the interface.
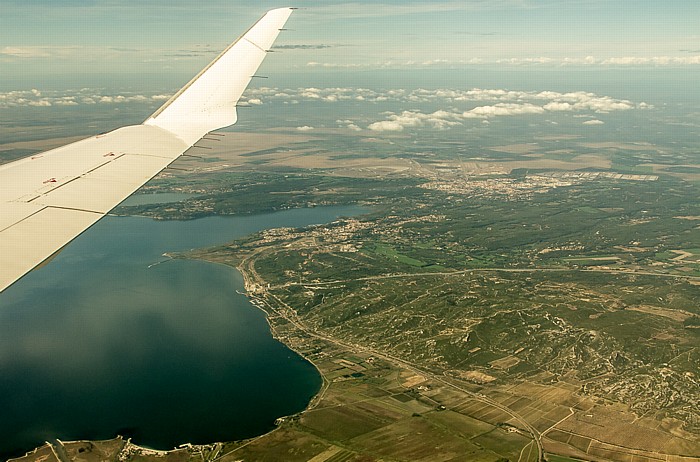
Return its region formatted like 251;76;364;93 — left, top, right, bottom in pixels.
237;252;546;461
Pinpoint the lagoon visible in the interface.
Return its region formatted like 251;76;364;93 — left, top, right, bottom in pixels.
0;205;364;459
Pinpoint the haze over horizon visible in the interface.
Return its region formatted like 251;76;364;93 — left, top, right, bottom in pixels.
1;1;699;85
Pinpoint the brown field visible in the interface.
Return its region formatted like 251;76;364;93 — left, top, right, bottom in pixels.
424;386;477;408
306;446;351;462
535;135;583;141
488;143;540;154
587;441;667;462
556;411;673;453
456;369;497;383
401;373;427;388
543;438;609;462
348;418;498;462
426;410;495;439
504;396;535;413
626;305;695;322
579;142;659;151
455;155;611;174
452;400;515;426
568;433;593;451
489;355;521;369
8;444;58;462
63;439;126;462
642;164;700;181
217;427;331;462
470;427;532;458
301;405;394;441
668;456;700;462
547;429;573;444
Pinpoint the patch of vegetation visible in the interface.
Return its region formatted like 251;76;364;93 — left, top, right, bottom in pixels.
191;170;700;436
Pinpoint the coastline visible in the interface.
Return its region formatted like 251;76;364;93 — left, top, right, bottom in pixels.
7;259;326;462
10;251;696;461
3;206;362;462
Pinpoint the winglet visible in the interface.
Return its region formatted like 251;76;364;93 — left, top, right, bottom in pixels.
144;8;294;145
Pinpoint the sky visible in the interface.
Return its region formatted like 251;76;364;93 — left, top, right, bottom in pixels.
1;0;699;140
1;0;699;85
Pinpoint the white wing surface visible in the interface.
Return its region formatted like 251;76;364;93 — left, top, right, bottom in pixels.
0;8;294;292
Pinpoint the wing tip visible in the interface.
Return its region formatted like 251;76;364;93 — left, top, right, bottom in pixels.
268;7;297;17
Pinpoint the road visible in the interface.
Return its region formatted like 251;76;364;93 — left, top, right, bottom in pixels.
237;253;546;461
270;266;700;290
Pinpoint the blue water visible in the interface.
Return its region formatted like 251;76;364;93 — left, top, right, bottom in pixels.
0;206;364;459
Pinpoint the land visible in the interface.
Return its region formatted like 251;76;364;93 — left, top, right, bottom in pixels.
7;121;700;461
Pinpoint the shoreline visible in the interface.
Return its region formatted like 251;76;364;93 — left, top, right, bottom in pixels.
10;232;699;461
10;254;699;462
6;258;326;462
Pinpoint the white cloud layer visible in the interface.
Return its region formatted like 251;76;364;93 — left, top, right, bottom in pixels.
462;103;545;118
0;46;76;58
368;110;464;132
336;119;362;131
0;86;646;134
244;87;646;112
306;55;700;69
352;88;642;131
0;89;173;108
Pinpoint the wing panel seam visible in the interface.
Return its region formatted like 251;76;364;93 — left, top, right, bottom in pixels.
45;205;104;215
0;206;46;233
243;37;267;53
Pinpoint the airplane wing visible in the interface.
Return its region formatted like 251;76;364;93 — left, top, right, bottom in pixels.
0;7;294;293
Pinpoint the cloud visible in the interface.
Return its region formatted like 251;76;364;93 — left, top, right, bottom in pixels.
54;98;79;106
306;55;700;70
247;87;406;104
302;1;473;20
583;119;605;125
360;87;644;131
28;100;52;107
463;103;545;118
502;55;700;67
337;119;362;131
98;94;148;104
255;87;643;112
0;85;647;136
368;110;463;132
496;57;556;65
273;44;336;50
0;88;169;108
242;86;647;132
1;46;51;58
367;120;405;132
543;102;573;111
0;46;83;59
601;56;700;65
307;61;369;69
307;60;480;70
